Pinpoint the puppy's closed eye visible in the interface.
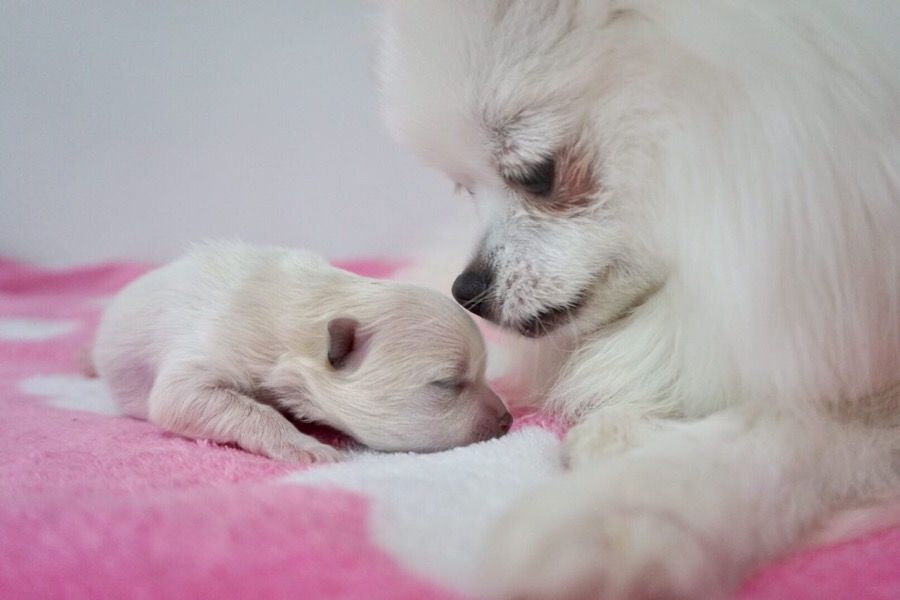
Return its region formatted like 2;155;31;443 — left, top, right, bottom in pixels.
430;379;465;394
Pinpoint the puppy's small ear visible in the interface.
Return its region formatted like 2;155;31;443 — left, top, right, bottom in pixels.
327;318;360;369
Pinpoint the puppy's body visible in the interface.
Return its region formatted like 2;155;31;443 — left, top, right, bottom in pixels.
93;242;509;462
379;1;899;597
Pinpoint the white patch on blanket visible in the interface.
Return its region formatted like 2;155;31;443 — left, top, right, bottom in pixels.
19;374;123;416
282;426;562;594
0;318;78;341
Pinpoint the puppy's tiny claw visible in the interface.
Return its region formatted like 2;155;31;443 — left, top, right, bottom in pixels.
269;443;342;464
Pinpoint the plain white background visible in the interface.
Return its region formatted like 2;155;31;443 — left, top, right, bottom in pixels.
1;1;466;265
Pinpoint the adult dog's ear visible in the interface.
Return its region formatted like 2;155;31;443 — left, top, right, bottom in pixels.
327;318;362;369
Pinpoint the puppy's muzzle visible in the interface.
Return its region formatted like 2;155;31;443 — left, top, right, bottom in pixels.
452;267;494;319
498;411;513;434
476;385;513;441
475;409;513;443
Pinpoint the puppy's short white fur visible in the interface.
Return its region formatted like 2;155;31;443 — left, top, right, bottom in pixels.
378;1;899;597
92;241;509;463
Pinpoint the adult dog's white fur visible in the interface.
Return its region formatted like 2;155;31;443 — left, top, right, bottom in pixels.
378;1;899;598
92;241;509;463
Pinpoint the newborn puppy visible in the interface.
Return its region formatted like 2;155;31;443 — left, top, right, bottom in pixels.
92;241;511;463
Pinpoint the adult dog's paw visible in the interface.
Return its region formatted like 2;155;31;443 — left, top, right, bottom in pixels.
482;472;723;600
563;408;668;468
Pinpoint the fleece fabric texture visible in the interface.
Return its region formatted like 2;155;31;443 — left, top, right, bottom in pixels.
0;257;897;600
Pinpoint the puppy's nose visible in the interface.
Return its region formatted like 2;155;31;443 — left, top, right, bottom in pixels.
452;269;493;318
498;411;513;434
478;410;513;442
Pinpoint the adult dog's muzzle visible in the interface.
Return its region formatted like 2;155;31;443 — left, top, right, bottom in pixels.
451;267;495;320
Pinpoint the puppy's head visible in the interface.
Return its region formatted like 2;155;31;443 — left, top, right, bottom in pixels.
302;283;510;452
379;1;667;336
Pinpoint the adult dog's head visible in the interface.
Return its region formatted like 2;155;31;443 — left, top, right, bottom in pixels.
378;0;667;338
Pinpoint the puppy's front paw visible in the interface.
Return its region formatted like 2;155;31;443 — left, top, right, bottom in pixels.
266;441;342;464
483;474;722;600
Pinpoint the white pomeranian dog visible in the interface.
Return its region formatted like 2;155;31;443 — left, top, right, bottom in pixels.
378;1;899;598
92;241;510;463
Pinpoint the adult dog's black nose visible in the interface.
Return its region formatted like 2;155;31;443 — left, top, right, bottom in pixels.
452;269;493;318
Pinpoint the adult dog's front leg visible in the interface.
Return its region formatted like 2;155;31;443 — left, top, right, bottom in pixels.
483;409;898;600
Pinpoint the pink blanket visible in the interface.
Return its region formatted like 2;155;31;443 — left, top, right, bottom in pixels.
1;257;897;599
